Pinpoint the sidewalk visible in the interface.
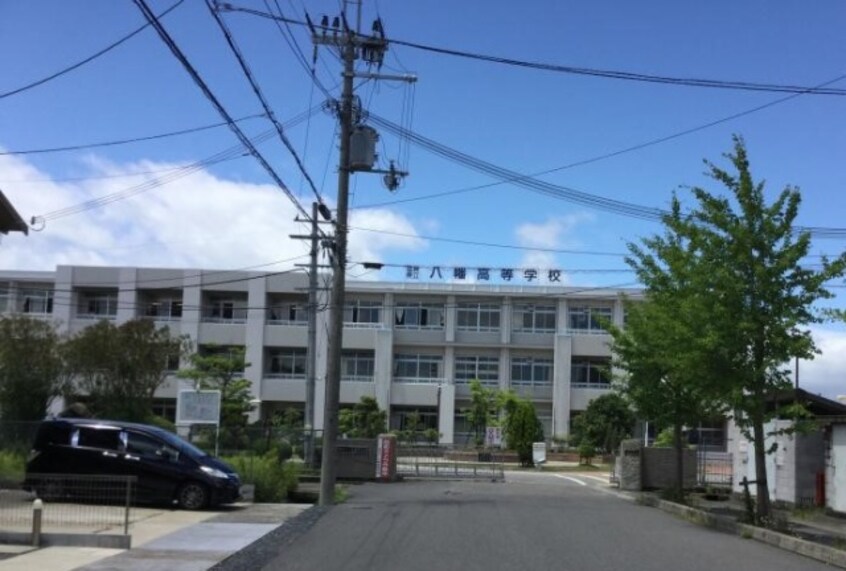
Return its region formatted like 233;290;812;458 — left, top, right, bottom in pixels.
0;503;310;571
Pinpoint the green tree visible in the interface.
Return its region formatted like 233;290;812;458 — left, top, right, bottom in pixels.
462;379;500;447
178;346;252;431
0;315;65;422
64;319;184;421
627;136;846;520
571;393;635;454
609;293;722;500
338;396;386;438
501;395;544;467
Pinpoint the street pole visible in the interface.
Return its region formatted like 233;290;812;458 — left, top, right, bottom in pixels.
305;202;319;467
319;34;355;507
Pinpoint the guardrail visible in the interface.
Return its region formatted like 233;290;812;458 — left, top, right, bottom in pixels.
0;474;136;537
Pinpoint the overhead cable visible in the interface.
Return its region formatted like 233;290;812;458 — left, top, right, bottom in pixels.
0;113;265;156
218;4;846;96
205;0;326;206
0;1;185;101
133;0;312;222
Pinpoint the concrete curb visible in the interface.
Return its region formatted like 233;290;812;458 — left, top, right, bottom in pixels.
641;495;846;569
0;531;130;549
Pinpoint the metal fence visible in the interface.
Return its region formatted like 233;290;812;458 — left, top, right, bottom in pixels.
396;445;505;481
0;474;136;536
697;450;733;489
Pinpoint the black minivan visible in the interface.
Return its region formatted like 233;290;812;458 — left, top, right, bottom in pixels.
25;419;241;510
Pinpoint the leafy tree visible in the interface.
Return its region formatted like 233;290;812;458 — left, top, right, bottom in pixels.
501;395;543;467
609;292;722;500
64;319;184;422
0;315;65;422
462;379;500;447
571;393;635;454
626;136;846;520
338;396;386;438
178;345;251;431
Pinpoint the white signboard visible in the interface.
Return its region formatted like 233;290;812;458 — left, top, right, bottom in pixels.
532;442;547;465
485;426;502;447
176;390;221;426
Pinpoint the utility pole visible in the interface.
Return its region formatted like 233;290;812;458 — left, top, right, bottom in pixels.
290;202;331;468
311;6;415;506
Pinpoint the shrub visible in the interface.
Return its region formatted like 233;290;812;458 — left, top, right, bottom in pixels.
223;449;299;503
0;450;26;483
579;442;596;465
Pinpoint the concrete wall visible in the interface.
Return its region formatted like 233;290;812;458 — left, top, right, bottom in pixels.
642;448;697;490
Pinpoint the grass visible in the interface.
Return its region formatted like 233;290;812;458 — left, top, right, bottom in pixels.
0;450;26;483
334;485;350;504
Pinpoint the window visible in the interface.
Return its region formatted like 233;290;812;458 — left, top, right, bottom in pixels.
457;302;501;332
20;288;54;315
394;303;444;330
511;356;553;386
342;351;375;382
0;283;10;313
77;291;117;318
165;352;181;372
455;355;499;386
205;296;247;323
344;300;381;326
145;298;182;320
125;431;167;457
393;354;442;383
152;398;176;422
267;348;307;379
571;358;611;388
514;304;556;333
568;304;613;333
74;427;121;450
268;301;307;325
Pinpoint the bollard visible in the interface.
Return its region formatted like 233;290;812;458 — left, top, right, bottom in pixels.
32;498;43;547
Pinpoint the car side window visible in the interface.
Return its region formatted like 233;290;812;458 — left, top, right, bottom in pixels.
74;427;121;450
125;431;178;460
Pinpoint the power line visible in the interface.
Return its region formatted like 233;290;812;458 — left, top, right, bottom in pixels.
217;4;846;96
354;73;846;213
0;1;185;101
389;38;846;96
133;0;313;222
0;113;265;156
368;113;846;240
205;0;326;206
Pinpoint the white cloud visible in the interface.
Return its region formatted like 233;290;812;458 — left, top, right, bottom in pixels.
514;213;594;284
798;326;846;401
0;155;425;273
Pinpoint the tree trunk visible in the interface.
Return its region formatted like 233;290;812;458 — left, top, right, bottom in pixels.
752;417;771;521
674;422;684;500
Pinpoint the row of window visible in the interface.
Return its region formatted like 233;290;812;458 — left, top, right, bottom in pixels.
264;349;610;388
0;285;617;334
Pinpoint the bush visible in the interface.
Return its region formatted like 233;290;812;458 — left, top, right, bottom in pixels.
0;450;26;483
222;449;299;503
579;442;596;465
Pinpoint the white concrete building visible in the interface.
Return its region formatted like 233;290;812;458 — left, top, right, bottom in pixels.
0;265;640;444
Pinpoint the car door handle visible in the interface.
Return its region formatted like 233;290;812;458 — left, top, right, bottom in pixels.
102;451;118;458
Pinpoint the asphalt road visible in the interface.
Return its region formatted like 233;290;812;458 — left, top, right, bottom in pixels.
256;473;831;571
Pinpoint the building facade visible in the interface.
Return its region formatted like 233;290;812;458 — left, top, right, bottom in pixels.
0;265;640;444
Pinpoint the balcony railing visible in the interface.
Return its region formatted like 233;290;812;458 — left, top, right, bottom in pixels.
564;328;610;336
343;321;384;329
201;316;247;324
393;377;445;384
341;375;375;383
264;373;306;380
76;313;116;320
267;319;307;326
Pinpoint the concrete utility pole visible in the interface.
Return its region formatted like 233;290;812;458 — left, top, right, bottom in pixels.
312;5;415;506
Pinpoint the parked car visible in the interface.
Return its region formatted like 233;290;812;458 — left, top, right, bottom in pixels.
25;418;241;510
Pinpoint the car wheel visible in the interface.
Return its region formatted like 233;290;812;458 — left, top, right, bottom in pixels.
177;481;209;510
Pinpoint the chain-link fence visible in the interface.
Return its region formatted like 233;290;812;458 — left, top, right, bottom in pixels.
0;474;135;536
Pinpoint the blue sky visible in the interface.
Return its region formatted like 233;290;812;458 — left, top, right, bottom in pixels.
1;1;845;392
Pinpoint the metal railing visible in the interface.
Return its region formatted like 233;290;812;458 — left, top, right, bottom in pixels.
1;474;136;536
697;450;733;489
396;445;505;481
